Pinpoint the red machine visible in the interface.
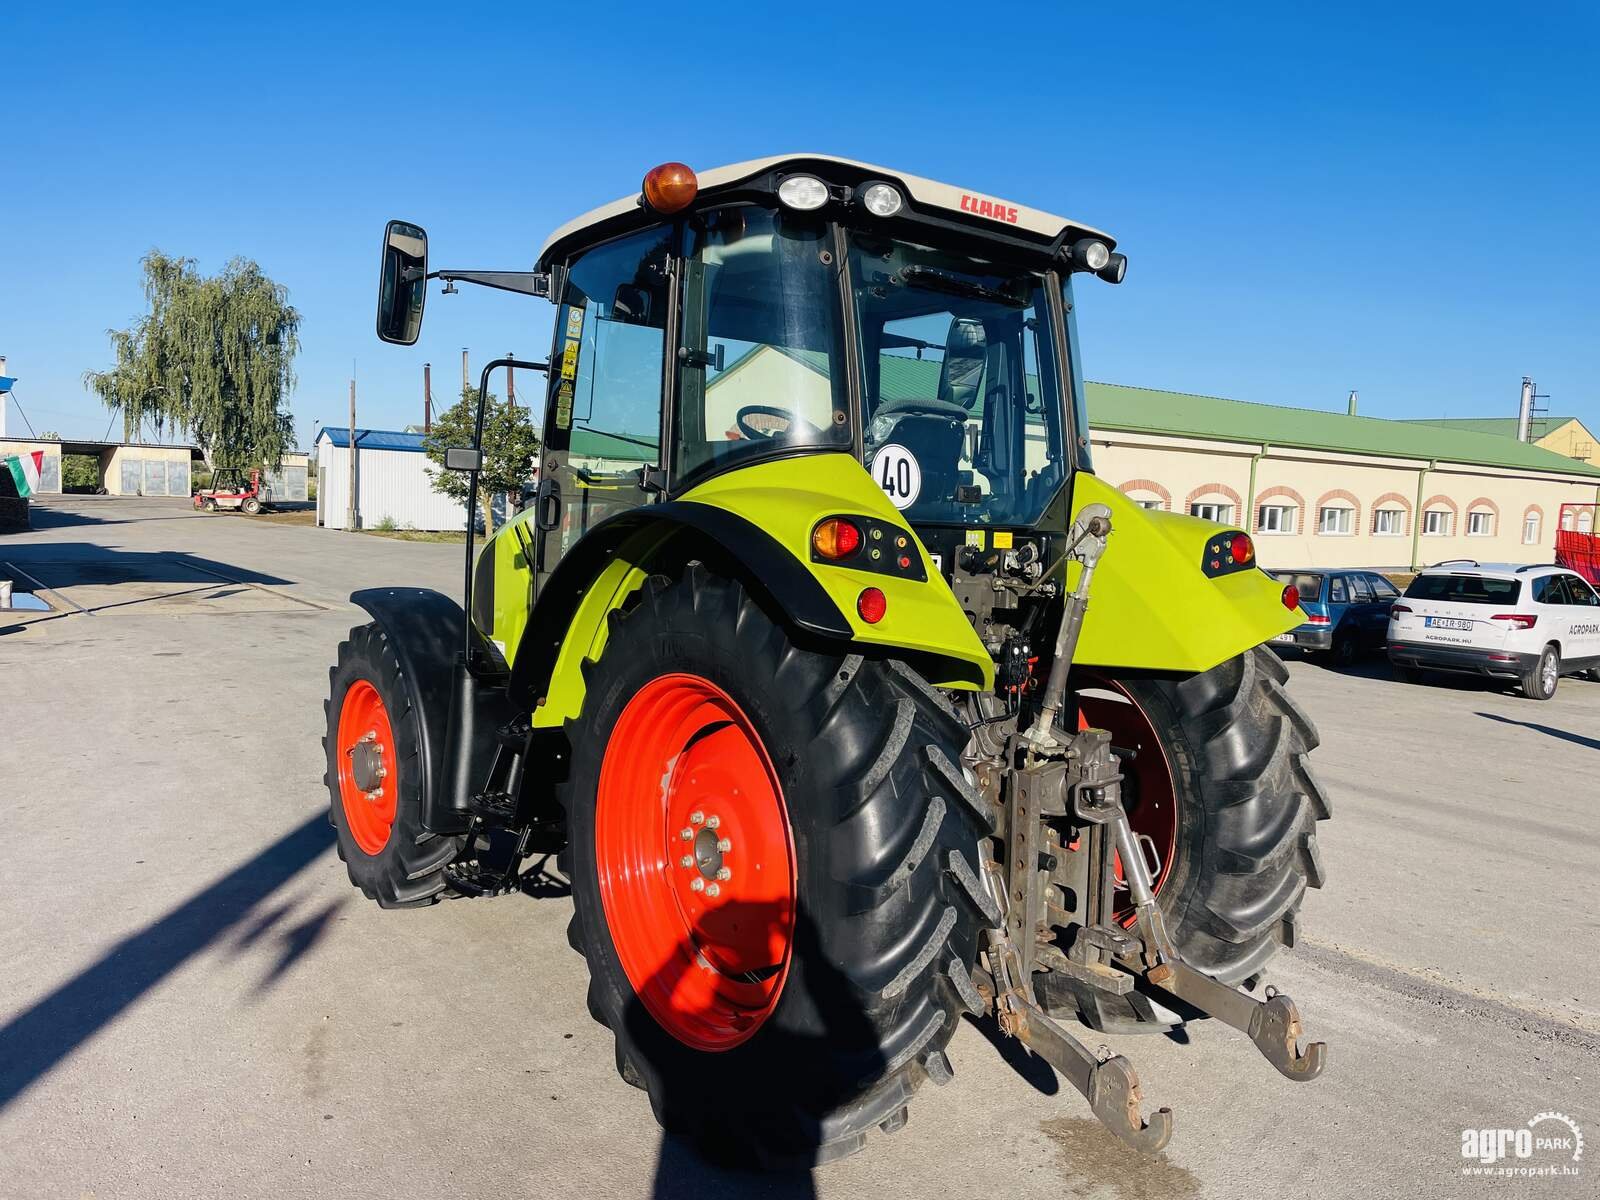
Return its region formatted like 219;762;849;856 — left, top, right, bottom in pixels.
1555;503;1600;584
193;467;267;515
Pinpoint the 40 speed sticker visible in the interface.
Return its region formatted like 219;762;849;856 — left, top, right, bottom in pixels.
871;444;921;509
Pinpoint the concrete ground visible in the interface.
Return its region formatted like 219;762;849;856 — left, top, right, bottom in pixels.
1;494;1595;1199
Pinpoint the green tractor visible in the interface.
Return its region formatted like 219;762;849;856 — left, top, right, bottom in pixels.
330;156;1330;1164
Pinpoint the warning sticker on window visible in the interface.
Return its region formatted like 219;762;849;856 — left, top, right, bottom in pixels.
871;444;921;509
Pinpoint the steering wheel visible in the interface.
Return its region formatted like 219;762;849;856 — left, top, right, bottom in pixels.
735;404;826;441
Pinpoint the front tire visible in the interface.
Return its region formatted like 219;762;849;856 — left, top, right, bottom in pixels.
242;496;262;515
1045;647;1330;1032
559;565;990;1166
324;622;464;906
1521;644;1560;701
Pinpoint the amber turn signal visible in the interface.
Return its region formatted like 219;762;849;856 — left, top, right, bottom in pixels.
642;162;698;213
811;518;862;560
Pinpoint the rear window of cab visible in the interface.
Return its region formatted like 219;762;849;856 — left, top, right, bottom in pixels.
1403;574;1521;604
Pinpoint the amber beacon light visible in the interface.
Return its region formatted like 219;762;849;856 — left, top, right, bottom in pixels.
642;162;699;213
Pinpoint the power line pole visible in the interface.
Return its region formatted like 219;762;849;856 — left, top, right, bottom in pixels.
423;362;433;432
461;347;469;397
347;377;358;530
506;350;516;408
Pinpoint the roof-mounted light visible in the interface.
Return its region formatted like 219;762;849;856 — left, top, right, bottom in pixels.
1069;238;1111;272
1096;252;1128;285
642;162;698;213
860;182;903;217
777;174;829;211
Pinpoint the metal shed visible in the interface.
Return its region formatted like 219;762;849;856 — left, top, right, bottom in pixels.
315;428;469;531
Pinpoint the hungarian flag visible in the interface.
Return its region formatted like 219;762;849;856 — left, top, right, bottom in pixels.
3;450;43;498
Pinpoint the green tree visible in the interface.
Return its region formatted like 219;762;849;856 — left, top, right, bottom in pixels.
422;386;540;536
41;432;99;491
84;251;299;469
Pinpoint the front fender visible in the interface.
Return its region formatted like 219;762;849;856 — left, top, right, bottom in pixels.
1070;474;1299;673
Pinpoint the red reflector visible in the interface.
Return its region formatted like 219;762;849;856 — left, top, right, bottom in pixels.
1491;613;1538;630
857;587;887;624
1281;584;1299;611
1487;653;1516;662
1229;533;1254;564
811;517;862;560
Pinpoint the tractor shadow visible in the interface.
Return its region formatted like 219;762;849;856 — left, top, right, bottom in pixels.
620;904;899;1199
0;812;335;1112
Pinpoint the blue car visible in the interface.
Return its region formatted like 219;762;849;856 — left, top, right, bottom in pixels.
1269;569;1402;665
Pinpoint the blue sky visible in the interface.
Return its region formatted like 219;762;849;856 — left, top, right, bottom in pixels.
3;2;1596;445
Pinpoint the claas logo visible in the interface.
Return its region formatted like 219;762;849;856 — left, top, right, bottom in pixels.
959;193;1020;224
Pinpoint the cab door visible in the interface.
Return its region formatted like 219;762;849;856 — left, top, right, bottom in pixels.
534;225;676;593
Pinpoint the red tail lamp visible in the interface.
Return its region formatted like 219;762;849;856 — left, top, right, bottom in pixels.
811;517;862;560
857;587;887;624
1281;584;1300;611
1229;533;1254;564
1492;613;1538;630
642;162;698;213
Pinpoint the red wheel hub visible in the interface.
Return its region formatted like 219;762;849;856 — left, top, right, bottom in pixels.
595;674;796;1051
336;679;398;856
1076;681;1179;926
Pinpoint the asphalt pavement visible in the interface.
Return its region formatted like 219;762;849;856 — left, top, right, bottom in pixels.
1;495;1594;1199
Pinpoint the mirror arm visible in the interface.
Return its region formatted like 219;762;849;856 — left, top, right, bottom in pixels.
428;269;552;299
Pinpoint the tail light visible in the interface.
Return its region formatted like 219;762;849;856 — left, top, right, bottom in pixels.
1492;613;1538;630
1229;533;1254;564
1391;604;1412;614
857;587;887;624
811;517;862;560
1305;613;1331;625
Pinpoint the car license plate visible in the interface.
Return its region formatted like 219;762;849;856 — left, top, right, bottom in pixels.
1425;617;1473;631
1272;633;1295;644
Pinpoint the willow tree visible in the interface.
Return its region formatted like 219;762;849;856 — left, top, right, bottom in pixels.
84;251;300;468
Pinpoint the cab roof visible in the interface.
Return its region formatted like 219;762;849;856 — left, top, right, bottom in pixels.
536;154;1115;269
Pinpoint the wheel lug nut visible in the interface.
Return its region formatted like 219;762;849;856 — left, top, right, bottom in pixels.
705;883;720;897
690;878;705;893
705;815;720;829
715;867;731;882
679;855;693;868
690;810;704;825
679;827;694;840
717;838;732;852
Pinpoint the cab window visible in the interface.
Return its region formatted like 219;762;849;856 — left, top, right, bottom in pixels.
673;206;849;487
544;225;673;562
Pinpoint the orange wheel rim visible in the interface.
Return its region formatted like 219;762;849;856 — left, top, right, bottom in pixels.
1077;681;1179;927
336;679;398;855
594;674;796;1051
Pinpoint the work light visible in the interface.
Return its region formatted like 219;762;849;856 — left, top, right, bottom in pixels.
777;175;829;211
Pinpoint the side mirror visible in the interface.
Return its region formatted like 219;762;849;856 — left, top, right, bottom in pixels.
376;220;428;345
444;447;483;472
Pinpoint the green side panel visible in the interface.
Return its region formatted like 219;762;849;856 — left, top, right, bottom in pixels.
1071;473;1298;673
681;454;993;690
481;509;539;667
531;539;659;728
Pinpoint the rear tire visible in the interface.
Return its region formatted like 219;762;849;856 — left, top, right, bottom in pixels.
1330;632;1357;668
324;622;464;906
559;564;990;1166
1044;647;1330;1033
1521;645;1560;701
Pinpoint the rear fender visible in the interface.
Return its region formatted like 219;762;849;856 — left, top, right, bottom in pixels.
513;453;993;728
1070;474;1299;673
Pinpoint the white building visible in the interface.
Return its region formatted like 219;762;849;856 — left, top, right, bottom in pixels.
315;428;472;531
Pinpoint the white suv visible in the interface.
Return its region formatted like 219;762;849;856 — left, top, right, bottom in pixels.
1387;562;1600;700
